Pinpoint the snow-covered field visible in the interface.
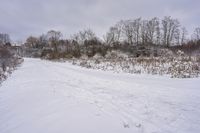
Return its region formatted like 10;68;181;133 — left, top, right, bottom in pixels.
0;58;200;133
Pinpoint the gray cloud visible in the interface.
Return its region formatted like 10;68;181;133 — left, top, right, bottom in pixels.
0;0;199;42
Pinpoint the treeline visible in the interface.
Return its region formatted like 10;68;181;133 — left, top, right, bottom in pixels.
104;16;200;46
19;16;200;58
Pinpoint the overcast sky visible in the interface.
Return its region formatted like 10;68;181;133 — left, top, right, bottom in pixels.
0;0;199;42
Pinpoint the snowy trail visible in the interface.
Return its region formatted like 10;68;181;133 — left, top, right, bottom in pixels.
0;58;200;133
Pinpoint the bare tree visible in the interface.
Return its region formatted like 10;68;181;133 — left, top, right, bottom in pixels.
192;27;200;41
38;34;48;48
155;20;161;45
146;17;160;44
71;29;96;45
103;27;115;45
134;18;142;45
104;23;122;45
122;20;135;44
162;16;181;47
26;36;38;48
0;33;10;45
121;18;142;45
46;30;62;52
81;29;96;41
114;21;123;42
180;27;188;44
141;20;148;45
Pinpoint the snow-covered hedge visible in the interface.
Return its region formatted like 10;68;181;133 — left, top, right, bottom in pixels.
72;50;200;78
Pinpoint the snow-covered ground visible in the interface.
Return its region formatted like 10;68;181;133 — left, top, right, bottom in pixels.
0;58;200;133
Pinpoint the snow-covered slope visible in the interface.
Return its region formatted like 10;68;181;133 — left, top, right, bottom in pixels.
0;58;200;133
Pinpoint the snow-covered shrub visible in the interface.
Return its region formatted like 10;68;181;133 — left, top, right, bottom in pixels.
93;53;103;60
72;50;199;78
105;50;118;59
79;60;92;68
0;46;24;83
158;48;174;57
80;54;88;60
170;51;199;78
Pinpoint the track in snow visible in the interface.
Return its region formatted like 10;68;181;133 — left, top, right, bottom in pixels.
0;58;200;133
